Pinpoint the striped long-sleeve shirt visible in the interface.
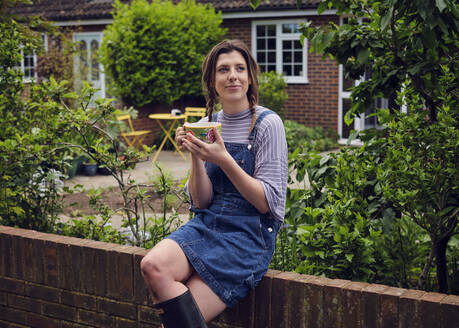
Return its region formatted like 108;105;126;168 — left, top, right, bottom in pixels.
194;106;288;222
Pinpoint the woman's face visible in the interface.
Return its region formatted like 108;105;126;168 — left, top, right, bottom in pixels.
214;50;250;110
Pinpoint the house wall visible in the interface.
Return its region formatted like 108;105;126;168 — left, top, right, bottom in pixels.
1;225;458;328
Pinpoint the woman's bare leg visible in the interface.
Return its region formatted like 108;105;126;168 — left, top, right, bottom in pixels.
186;272;227;322
140;239;193;302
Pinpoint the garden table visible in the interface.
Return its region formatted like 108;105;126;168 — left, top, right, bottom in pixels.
149;113;186;162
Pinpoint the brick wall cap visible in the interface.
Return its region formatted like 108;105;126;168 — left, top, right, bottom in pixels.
276;271;301;281
421;292;447;303
133;248;149;256
325;278;351;288
363;283;390;294
382;286;407;297
440;294;459;306
265;269;283;278
342;281;370;291
400;289;426;300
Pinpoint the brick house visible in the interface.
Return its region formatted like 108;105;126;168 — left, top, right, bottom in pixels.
12;0;375;143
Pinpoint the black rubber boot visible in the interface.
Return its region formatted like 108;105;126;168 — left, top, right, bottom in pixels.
155;289;207;328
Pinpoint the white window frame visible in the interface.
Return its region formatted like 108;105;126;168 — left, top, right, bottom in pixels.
19;34;47;83
252;19;308;84
20;47;37;83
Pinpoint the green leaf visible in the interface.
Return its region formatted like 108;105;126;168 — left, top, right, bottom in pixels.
357;48;369;64
381;7;393;31
345;254;354;263
435;0;447;12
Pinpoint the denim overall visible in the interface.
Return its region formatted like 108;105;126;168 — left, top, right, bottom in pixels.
167;110;281;307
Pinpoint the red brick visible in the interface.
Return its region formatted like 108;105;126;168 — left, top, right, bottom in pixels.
362;284;389;328
24;283;59;303
271;272;299;328
380;287;405;328
133;250;151;305
60;290;97;311
44;240;58;286
342;281;369;328
61;321;88;328
323;279;350;328
419;292;447;328
57;243;73;290
27;312;60;328
0;305;27;325
0;291;6;306
115;317;138;328
399;289;425;328
98;298;137;320
10;236;25;280
42;301;76;321
7;294;41;313
117;245;136;301
441;295;459;325
218;289;255;327
107;248;121;299
304;276;328;328
254;269;281;328
77;308;114;327
138;305;160;324
0;277;24;295
0;233;13;277
287;273;312;328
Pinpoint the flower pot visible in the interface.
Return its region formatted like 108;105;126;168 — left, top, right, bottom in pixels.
82;163;98;176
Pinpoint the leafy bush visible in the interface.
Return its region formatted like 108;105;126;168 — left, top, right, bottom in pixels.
284;119;339;153
258;71;288;118
99;0;225;106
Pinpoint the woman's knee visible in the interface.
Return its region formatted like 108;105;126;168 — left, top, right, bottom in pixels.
140;239;191;285
140;250;168;283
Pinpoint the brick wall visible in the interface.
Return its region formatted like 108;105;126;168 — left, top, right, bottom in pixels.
1;226;458;327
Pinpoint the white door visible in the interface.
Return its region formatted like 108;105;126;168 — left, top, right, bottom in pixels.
74;32;105;105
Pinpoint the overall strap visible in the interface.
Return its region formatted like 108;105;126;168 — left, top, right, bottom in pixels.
248;109;275;142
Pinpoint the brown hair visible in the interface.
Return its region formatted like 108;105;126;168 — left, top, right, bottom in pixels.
202;39;260;134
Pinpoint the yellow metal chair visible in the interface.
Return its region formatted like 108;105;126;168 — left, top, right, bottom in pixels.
117;114;150;148
184;107;207;122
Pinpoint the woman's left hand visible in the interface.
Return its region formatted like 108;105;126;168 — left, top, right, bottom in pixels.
182;127;230;166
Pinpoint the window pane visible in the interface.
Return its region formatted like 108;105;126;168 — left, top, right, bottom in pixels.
282;24;293;33
267;25;276;36
294;51;302;62
283;65;292;76
257;51;266;62
256;25;265;37
283;40;292;50
294;65;302;76
267;38;276;49
294;40;302;49
257;38;265;50
91;40;99;81
282;23;299;34
259;64;267;72
283;51;292;63
267;51;276;63
267;65;276;72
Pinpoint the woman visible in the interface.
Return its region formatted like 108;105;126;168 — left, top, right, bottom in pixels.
140;39;288;328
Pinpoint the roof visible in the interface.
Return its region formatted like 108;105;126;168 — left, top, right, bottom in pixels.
10;0;321;22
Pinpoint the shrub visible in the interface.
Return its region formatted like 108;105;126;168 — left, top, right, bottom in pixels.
258;71;288;118
284;119;339;153
99;0;226;107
